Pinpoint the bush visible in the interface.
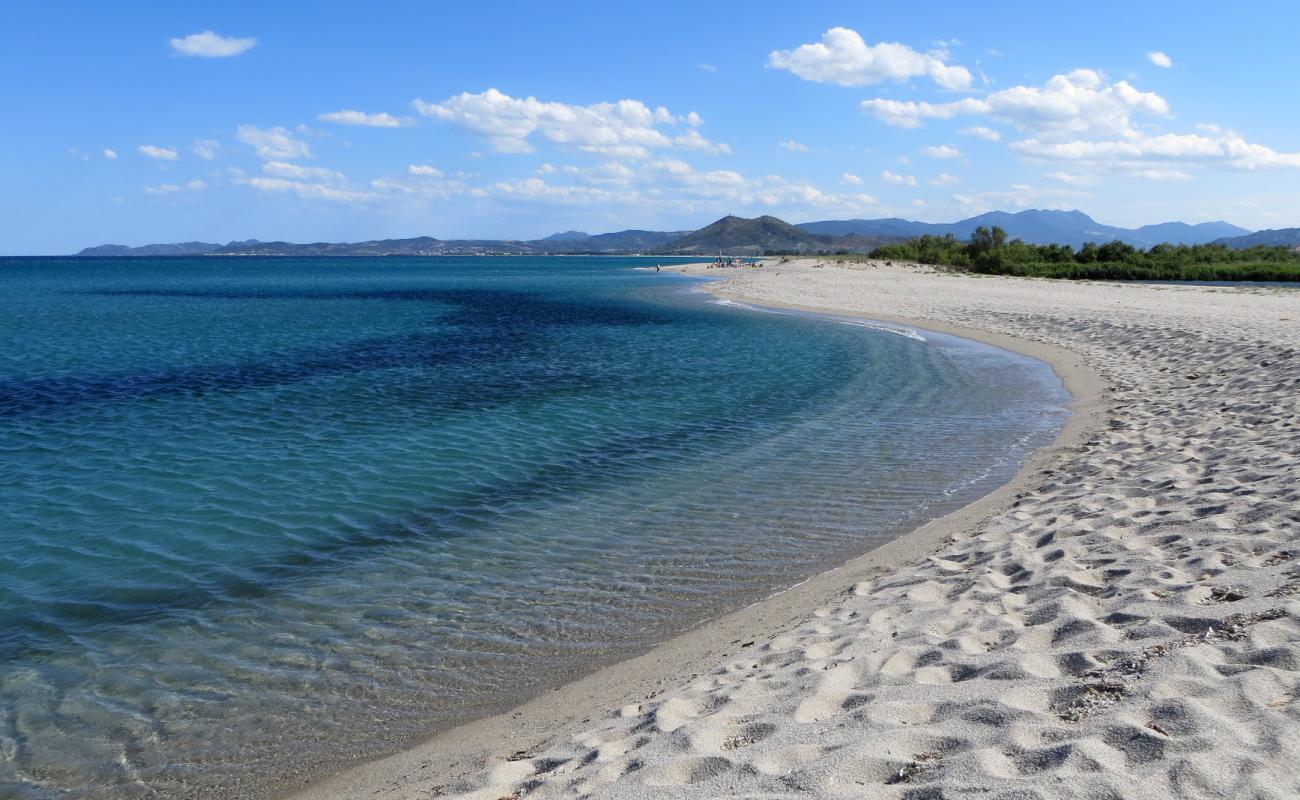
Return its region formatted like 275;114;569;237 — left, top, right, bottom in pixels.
869;227;1300;281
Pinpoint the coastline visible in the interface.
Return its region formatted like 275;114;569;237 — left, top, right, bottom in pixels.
287;263;1107;800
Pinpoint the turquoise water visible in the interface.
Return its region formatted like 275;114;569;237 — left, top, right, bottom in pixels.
0;256;1069;798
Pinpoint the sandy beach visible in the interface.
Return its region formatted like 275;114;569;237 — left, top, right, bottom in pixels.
293;261;1299;800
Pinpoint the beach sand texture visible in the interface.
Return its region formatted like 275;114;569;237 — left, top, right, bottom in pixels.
296;262;1299;800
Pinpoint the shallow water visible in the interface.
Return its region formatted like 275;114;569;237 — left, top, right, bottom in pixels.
0;256;1070;797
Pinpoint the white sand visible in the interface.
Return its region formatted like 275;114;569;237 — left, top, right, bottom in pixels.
293;261;1299;800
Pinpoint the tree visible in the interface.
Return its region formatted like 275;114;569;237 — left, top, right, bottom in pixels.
969;225;1008;255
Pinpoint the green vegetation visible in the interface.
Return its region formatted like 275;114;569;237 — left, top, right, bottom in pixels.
869;226;1300;281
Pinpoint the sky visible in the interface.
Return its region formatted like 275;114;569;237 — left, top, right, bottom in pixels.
5;0;1300;254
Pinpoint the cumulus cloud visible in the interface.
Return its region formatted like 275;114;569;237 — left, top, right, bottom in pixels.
1012;130;1300;171
863;69;1169;138
144;178;206;195
929;172;961;185
318;110;408;127
485;159;877;218
768;27;972;89
674;128;731;154
1044;171;1098;186
881;170;917;186
408;164;444;177
193;139;221;160
950;183;1082;216
860;63;1300;179
960;125;1002;141
841;172;863;185
102;148;118;160
262;161;344;181
412;88;724;158
921;144;962;159
1147;51;1173;68
169;30;256;58
779;139;810;152
236;125;311;160
242;176;374;203
138;144;179;160
493;177;630;205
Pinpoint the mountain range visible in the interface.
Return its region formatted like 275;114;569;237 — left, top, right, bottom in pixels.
75;209;1286;257
1208;227;1300;249
797;210;1249;249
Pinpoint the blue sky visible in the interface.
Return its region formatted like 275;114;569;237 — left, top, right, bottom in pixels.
5;0;1300;254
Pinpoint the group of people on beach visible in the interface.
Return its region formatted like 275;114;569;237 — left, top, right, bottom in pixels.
707;256;763;269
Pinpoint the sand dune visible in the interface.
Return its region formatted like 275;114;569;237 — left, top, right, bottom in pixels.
295;261;1298;800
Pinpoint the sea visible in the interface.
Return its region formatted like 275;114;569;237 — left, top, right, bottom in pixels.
0;255;1070;797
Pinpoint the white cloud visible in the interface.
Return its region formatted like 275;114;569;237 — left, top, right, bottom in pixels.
487;159;878;218
262;161;344;181
768;27;972;89
370;172;481;201
1012;130;1300;171
102;148;118;160
929;172;960;185
243;176;374;203
859;98;985;129
493;177;630;205
951;184;1073;215
1147;51;1173;69
921;144;962;159
960;125;1002;141
697;63;717;72
779;139;810;152
863;69;1169;138
841;172;863;185
138;144;179;161
912;198;927;207
193;139;220;160
318;110;408;127
881;170;917;186
144;178;205;195
236;125;311;160
674;128;731;154
412;88;723;158
169;30;256;58
1128;168;1193;181
1044;171;1099;186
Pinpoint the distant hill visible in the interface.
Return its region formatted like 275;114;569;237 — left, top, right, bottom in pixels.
665;215;839;255
578;229;690;253
1131;221;1250;246
212;237;446;256
1211;228;1300;250
542;231;591;241
797;210;1249;249
205;230;692;256
76;241;223;257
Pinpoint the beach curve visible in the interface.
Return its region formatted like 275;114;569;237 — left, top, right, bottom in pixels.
286;261;1129;799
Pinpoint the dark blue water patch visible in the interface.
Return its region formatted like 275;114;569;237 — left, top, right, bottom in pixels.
0;288;678;417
